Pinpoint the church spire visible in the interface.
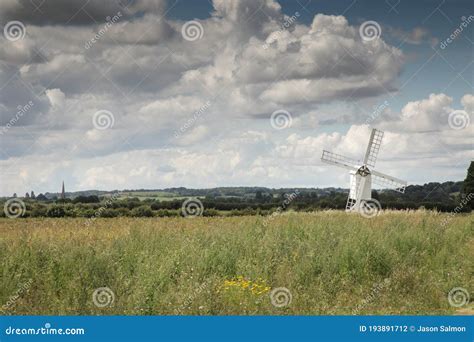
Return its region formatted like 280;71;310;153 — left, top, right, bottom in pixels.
61;181;65;199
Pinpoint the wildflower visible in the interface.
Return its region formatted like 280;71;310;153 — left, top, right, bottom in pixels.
220;276;271;296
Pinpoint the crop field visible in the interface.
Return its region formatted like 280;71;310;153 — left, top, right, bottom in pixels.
0;211;472;315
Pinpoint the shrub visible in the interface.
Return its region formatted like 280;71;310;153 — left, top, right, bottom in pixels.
46;206;66;218
156;209;177;217
203;209;220;217
130;205;154;217
98;208;119;218
72;195;100;204
30;205;48;217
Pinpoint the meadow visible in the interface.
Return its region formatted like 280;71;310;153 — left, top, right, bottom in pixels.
0;211;472;315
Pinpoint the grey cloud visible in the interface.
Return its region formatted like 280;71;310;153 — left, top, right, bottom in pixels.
0;65;50;126
1;0;167;26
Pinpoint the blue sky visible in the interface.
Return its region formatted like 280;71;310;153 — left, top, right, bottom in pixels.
0;0;472;195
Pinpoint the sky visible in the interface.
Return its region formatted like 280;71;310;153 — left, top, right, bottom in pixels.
0;0;472;196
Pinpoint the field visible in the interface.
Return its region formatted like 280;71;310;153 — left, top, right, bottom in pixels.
0;211;472;315
109;190;192;201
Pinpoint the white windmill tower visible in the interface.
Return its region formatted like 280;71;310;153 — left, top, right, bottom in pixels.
321;128;407;213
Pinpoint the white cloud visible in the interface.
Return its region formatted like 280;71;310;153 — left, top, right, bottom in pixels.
377;93;473;132
46;88;66;108
461;94;474;113
0;0;471;195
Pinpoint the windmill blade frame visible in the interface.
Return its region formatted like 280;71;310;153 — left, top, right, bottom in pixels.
363;129;384;168
371;169;407;193
321;150;360;171
346;173;366;211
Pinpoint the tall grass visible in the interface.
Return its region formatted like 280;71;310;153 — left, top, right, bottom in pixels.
0;211;472;315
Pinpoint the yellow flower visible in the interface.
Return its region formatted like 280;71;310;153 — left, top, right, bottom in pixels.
220;276;270;296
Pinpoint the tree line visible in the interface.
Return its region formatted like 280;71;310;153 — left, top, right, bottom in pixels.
2;162;473;218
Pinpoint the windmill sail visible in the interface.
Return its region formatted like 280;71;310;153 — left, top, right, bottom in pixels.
371;170;407;193
321;150;359;171
363;129;384;168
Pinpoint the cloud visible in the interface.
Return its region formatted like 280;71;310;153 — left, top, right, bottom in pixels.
387;26;438;46
461;94;474;113
45;88;66;108
0;0;168;26
176;13;403;109
0;0;470;195
377;93;473;132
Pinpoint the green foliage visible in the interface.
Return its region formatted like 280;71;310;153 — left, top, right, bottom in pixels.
155;209;178;217
99;209;119;218
203;209;220;217
30;204;47;217
72;195;100;204
46;205;66;218
462;161;474;209
130;205;154;217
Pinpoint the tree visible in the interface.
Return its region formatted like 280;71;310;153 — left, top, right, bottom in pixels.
25;192;30;198
462;161;474;208
36;193;47;201
30;191;36;199
72;195;100;204
13;193;17;198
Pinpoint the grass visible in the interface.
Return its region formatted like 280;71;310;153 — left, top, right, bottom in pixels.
0;211;472;315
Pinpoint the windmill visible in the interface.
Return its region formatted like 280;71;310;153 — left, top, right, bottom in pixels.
321;128;407;214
